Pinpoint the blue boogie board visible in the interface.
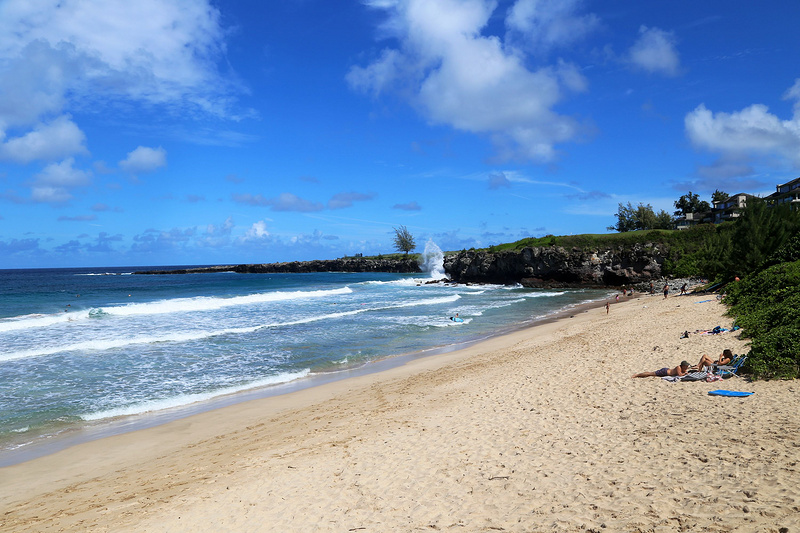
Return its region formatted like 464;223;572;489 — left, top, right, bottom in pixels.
708;390;753;397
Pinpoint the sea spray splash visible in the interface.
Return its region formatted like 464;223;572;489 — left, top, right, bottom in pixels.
419;240;447;279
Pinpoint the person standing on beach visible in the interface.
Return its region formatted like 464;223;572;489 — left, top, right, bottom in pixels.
650;281;654;295
606;301;610;314
663;284;669;299
680;283;688;295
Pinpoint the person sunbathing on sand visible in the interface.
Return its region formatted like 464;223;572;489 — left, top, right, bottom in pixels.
632;361;691;379
694;349;733;371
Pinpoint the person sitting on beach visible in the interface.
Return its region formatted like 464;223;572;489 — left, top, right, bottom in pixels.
632;361;691;379
694;349;733;371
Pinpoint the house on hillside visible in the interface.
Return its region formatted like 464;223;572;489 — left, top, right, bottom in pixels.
766;176;800;209
713;193;756;223
672;177;799;230
674;210;713;230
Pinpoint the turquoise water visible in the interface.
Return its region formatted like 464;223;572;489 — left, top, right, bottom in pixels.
0;265;611;461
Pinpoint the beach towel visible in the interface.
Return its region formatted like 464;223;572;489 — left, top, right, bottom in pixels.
681;371;708;382
660;371;707;382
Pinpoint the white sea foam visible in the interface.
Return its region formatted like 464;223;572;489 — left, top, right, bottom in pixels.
363;278;423;287
0;326;259;362
76;272;133;276
0;311;92;333
389;294;460;308
101;287;353;317
523;291;566;298
0;287;354;333
80;369;311;421
0;294;463;361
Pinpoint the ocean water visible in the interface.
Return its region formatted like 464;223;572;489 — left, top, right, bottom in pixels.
0;257;611;463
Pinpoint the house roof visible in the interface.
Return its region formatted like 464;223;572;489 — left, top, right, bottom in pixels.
775;176;800;189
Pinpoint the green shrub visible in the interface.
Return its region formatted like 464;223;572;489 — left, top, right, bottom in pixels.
762;232;800;269
725;261;800;378
746;325;800;379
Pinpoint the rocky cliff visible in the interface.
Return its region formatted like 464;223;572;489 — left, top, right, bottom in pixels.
136;244;669;287
444;244;668;287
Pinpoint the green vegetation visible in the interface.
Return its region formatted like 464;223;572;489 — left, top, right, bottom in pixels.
661;200;799;378
489;227;713;264
351;252;420;262
484;198;800;379
670;201;800;282
711;189;729;203
392;225;416;255
673;191;711;216
608;202;674;232
724;251;800;379
604;190;723;233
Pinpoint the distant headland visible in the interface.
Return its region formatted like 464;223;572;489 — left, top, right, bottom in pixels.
134;256;421;276
134;242;671;288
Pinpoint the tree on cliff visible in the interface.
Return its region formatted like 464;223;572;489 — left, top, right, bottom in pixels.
392;225;416;255
674;191;711;216
608;202;673;232
711;189;729;204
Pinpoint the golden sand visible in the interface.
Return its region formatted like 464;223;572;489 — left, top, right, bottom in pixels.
2;293;798;532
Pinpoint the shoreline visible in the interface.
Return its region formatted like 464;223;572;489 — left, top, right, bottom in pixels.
3;293;797;532
0;288;614;468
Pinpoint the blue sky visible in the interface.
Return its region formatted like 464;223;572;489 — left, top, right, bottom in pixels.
1;0;799;268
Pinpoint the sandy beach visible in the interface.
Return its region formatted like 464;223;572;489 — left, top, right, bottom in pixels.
1;292;798;532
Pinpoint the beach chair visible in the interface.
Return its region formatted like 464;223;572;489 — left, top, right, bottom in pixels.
715;354;747;378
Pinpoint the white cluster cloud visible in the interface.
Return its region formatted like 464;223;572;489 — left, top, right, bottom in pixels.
119;146;168;175
685;79;800;174
206;216;234;236
0;115;88;163
0;0;231;203
347;0;594;162
244;221;270;240
31;158;91;204
628;26;680;77
505;0;600;52
0;0;230;123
